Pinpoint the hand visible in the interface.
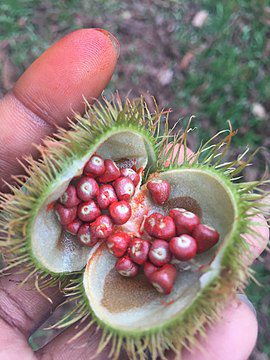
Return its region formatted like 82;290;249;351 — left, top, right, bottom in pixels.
0;29;268;360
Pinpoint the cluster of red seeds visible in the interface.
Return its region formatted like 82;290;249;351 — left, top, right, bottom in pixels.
109;179;220;295
54;154;140;247
54;156;220;296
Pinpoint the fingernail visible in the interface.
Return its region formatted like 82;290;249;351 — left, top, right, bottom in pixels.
94;28;120;59
237;293;257;316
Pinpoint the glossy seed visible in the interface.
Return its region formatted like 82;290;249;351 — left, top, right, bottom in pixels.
55;203;77;225
77;177;99;201
115;256;139;277
192;224;220;253
77;200;101;222
147;179;170;205
90;215;114;239
148;239;172;266
84;154;105;177
169;235;197;261
59;184;80;208
106;232;132;258
109;201;132;225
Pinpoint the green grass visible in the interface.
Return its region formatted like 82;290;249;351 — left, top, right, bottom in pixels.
170;0;270;145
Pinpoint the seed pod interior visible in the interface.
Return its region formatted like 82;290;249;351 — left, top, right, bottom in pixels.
82;167;236;334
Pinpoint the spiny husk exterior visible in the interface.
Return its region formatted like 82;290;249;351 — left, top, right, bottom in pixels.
57;125;269;360
0;96;269;358
0;95;172;284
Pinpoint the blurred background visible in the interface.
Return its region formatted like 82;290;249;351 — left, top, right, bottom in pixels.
0;0;269;358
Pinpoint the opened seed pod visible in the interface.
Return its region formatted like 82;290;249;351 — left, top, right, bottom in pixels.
0;96;268;359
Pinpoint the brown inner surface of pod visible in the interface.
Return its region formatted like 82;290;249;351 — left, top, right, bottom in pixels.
101;271;158;313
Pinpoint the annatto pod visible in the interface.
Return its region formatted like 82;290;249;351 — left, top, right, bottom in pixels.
0;95;269;359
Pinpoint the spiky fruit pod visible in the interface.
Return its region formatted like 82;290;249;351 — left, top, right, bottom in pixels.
0;96;160;278
0;95;269;359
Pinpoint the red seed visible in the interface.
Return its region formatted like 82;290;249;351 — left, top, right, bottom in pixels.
115;256;139;277
55;203;77;225
144;213;176;240
169;208;188;217
59;184;80;208
129;238;150;265
84;154;105;176
113;176;135;201
109;201;132;225
147;179;170;205
97;184;118;209
144;212;163;235
149;264;177;295
144;261;158;279
98;159;120;183
77;200;101;222
106;232;132;257
77;177;99;201
90;215;114;239
77;223;99;247
65;219;82;235
192;224;220;253
169;209;200;235
169;235;197;261
148;239;172;266
120;168;140;187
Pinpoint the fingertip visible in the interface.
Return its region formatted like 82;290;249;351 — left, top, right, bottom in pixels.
13;28;119;127
181;300;258;360
243;213;269;265
165;143;194;167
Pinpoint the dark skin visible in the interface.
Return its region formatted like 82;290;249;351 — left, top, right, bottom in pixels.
0;29;268;360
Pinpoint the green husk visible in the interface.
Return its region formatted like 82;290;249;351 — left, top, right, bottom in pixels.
52;121;269;360
0;95;269;359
